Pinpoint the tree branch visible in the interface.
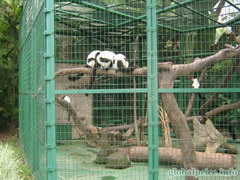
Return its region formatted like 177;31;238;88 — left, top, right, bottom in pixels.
199;57;240;115
55;62;173;77
205;101;240;118
173;45;240;77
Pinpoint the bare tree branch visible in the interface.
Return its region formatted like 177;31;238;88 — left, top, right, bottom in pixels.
199;57;240;115
173;45;240;77
55;62;173;77
205;101;240;118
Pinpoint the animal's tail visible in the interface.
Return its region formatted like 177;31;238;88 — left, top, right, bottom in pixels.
197;93;205;100
85;67;97;96
120;62;138;73
68;73;84;81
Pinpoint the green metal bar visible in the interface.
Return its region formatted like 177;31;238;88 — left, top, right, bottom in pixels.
55;87;240;95
44;0;56;179
55;8;116;26
56;0;138;20
55;89;148;94
117;0;198;28
157;88;240;93
156;23;182;32
147;0;159;179
225;0;240;12
182;24;225;32
170;0;223;26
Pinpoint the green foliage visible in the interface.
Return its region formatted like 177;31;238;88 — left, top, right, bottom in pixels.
0;143;23;180
0;141;32;180
0;0;22;131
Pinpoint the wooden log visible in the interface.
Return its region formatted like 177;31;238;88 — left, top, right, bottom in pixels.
129;147;236;170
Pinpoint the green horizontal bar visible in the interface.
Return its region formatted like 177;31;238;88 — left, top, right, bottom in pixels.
158;88;240;93
93;106;133;110
55;8;116;26
170;0;222;26
55;88;240;95
182;24;225;32
183;15;240;33
55;88;148;94
117;0;198;31
56;0;138;21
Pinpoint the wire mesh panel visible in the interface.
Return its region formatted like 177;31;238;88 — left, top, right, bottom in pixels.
54;0;151;179
19;0;47;179
19;0;240;179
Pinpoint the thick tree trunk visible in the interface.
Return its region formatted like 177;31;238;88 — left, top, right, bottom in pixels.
129;147;236;170
159;73;198;174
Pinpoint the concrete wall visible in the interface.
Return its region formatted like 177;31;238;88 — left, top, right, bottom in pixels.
56;63;93;139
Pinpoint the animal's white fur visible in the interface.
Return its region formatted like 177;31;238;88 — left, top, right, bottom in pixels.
96;51;116;69
86;50;101;68
63;96;71;103
112;53;129;70
192;78;200;88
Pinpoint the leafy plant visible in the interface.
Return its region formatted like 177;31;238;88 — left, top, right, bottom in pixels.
0;143;23;180
0;0;22;131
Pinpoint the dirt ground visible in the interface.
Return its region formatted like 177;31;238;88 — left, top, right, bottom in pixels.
0;129;18;143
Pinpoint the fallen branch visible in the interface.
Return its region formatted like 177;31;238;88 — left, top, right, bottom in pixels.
129;146;236;170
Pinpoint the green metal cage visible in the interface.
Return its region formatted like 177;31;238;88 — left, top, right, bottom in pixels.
19;0;240;179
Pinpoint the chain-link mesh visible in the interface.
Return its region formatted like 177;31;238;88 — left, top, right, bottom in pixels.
19;0;240;179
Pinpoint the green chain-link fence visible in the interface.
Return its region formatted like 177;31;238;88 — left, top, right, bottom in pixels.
19;0;240;179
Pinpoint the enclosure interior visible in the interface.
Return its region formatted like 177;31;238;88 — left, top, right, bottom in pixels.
19;0;240;180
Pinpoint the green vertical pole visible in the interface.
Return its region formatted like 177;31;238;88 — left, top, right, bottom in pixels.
44;0;56;179
147;0;159;179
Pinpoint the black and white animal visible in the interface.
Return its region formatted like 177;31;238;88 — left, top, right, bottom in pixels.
63;95;71;121
68;50;101;82
191;77;205;101
96;50;116;70
112;53;136;73
228;119;240;140
63;95;71;103
112;53;129;72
